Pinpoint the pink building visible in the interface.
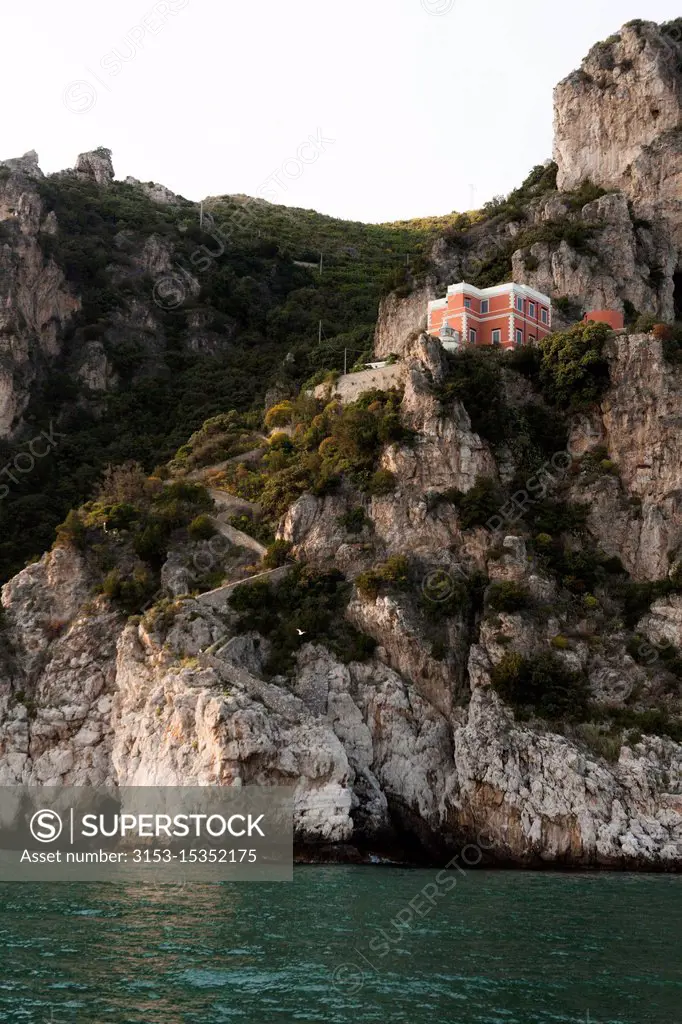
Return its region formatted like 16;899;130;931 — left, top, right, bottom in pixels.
427;282;552;351
584;310;624;330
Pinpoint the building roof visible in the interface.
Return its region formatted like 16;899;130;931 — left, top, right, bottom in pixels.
444;281;552;304
427;281;552;313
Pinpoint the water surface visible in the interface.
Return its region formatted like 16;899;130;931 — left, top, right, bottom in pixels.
0;868;680;1023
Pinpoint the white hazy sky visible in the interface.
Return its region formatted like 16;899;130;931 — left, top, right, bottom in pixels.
1;0;679;223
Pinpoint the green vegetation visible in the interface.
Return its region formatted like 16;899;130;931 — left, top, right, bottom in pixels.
0;172;452;582
486;581;531;613
538;321;611;409
228;513;274;546
491;650;590;721
626;634;682;680
480;163;559;223
228;565;376;676
591;706;682;745
101;565;156;615
339;506;370;533
169;412;262;475
218;389;406;528
56;463;213;612
438;347;568;469
262;539;293;568
619;575;682;629
529;529;623;595
438;349;511;444
580;445;618;477
187;514;217;541
356;555;410;600
447;478;504;530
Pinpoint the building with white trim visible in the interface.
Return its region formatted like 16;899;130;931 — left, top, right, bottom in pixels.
427;281;552;351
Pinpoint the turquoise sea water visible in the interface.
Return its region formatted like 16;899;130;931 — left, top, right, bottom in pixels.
0;868;680;1023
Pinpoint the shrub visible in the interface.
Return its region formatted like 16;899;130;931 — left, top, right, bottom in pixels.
451;477;503;530
263;539;292;569
580;446;618;477
96;461;156;505
491;650;589;720
133;521;169;566
487;581;530;613
101;565;156;615
339;507;369;533
188;514;217;541
438;349;511;444
265;402;295;428
85;501;139;531
368;469;396;495
54;510;86;549
530;499;587;536
633;313;657;334
229;565;374;676
538;321;611;409
577;723;623;763
551;634;570;650
652;323;673;342
228;514;274;546
268;431;295;452
356;555;410;599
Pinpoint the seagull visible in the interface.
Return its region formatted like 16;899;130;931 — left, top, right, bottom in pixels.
296;628;306;636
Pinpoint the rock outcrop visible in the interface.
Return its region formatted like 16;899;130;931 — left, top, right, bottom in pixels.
74;148;115;187
512;191;676;321
1;335;681;868
554;20;682;254
0;157;80;434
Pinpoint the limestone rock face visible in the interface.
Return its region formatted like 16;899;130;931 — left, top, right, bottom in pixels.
0;164;80;435
554;20;682;253
0;547;118;786
124;176;181;205
374;284;434;359
567;334;682;580
512;192;676;320
0;151;43;179
74;149;115;187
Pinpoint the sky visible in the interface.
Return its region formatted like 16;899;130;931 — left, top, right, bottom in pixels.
1;0;679;223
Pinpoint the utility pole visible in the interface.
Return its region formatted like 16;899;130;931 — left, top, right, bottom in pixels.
319;252;323;277
344;348;347;375
318;320;323;346
200;201;204;229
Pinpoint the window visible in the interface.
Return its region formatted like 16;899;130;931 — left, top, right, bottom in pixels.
529;335;536;345
464;298;471;309
516;296;524;312
469;328;477;344
491;329;501;345
481;299;489;314
515;329;523;345
528;301;535;317
541;307;548;324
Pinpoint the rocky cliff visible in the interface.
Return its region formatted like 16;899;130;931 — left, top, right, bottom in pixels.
554;20;682;252
1;330;681;868
1;18;682;870
375;19;682;359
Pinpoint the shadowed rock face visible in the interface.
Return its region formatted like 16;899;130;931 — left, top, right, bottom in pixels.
0;159;81;436
554;20;682;254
